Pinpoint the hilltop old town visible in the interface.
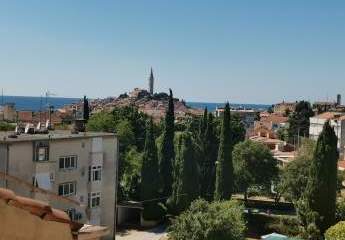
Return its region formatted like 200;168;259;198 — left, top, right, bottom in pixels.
1;1;345;240
1;70;345;240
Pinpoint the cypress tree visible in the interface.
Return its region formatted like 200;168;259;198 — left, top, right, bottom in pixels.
304;121;338;234
170;132;199;213
198;107;208;139
83;95;90;122
159;89;175;196
214;102;233;200
200;113;218;201
141;118;162;220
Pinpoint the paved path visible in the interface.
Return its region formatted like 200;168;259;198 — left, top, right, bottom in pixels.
116;225;167;240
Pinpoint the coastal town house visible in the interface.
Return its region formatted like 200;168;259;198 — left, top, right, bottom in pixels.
309;112;345;158
0;130;118;239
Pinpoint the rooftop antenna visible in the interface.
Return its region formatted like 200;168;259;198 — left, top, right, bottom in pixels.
44;90;57;124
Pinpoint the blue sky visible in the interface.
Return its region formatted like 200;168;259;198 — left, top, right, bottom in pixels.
0;0;344;104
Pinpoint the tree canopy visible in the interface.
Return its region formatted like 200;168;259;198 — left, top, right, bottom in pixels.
159;89;175;197
303;121;339;235
141;119;164;220
169;199;246;240
214;102;234;200
169;132;199;214
288;101;314;143
233;140;278;201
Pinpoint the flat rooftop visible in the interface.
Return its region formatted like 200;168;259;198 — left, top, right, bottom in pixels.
0;130;116;143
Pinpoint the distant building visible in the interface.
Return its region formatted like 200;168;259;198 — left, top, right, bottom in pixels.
215;107;259;130
313;94;343;113
309;112;345;158
250;135;295;167
273;101;297;114
148;68;154;95
0;130;118;239
253;113;289;139
1;103;17;122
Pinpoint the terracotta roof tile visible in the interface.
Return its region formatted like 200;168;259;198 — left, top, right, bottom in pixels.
0;187;105;238
8;196;52;217
43;208;71;224
0;188;16;202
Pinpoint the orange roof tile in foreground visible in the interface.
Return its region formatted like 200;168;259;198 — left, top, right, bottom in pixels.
0;188;108;239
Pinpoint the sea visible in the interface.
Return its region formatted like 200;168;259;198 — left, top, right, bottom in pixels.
0;96;270;112
0;96;80;111
186;102;270;112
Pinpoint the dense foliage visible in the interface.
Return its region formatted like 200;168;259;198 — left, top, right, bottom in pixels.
288;101;314;143
200;113;218;201
159;89;175;196
87;106;149;201
169;199;246;240
214;103;234;200
278;139;316;202
169;132;199;214
141;119;165;220
325;221;345;240
233;140;278;201
301;121;338;235
0;121;15;131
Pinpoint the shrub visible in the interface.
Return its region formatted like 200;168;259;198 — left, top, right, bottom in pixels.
169;199;246;240
325;221;345;240
0;122;15;131
336;199;345;222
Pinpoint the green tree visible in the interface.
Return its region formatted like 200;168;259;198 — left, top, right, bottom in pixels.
325;221;345;240
288;101;314;143
87;112;116;132
169;199;245;240
198;108;208;139
278;139;315;202
233;140;278;201
116;120;136;151
141;119;164;220
200;113;218;201
214;102;233;200
120;147;143;200
230;113;246;146
304;121;338;234
169;132;199;213
159;89;175;196
83;95;90;122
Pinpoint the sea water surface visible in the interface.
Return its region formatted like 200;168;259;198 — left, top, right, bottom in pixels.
0;96;270;112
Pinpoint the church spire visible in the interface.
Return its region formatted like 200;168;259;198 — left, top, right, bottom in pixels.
149;67;154;95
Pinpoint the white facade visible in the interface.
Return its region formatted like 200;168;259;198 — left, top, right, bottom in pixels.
309;113;345;157
0;131;118;240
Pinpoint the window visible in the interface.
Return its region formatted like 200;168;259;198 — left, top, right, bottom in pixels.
34;141;49;161
36;147;49;161
59;156;77;170
88;192;101;208
66;208;82;221
88;165;102;182
58;182;76;196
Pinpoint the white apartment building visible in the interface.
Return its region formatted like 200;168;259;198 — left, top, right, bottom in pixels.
0;130;118;239
309;112;345;158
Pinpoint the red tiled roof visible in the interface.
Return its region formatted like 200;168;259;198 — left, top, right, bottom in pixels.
314;112;345;120
0;188;83;234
